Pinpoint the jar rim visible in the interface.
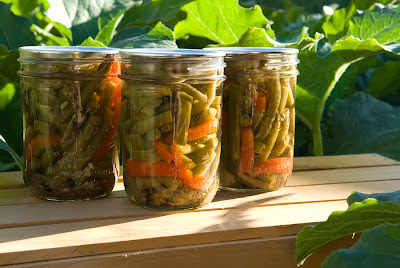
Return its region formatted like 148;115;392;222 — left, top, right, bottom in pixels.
119;48;226;58
19;46;119;60
205;47;299;55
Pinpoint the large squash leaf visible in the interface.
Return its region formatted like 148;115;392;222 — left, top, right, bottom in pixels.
296;199;400;265
324;92;400;161
45;0;135;44
0;2;35;50
348;190;400;206
119;0;192;27
110;22;177;48
174;0;270;44
323;223;400;268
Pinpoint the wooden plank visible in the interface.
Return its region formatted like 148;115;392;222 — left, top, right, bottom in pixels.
293;153;399;171
0;201;348;265
19;235;359;268
1;154;398;190
0;183;126;207
1;179;399;229
2;165;400;207
287;165;400;186
0;171;24;189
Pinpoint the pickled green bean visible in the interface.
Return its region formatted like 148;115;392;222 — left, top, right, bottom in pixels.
131;83;171;97
174;92;193;145
61;80;99;122
255;119;281;165
181;155;196;169
36;104;62;131
255;76;281;140
176;143;204;154
278;84;290;113
131;110;173;135
187;137;218;165
191;108;217;126
228;85;241;168
270;109;290;158
192;150;216;177
46;109;113;188
240;114;252;127
177;83;208;103
129;150;162;161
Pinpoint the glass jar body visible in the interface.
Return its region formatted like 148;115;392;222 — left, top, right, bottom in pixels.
19;47;120;201
120;50;225;210
220;52;298;192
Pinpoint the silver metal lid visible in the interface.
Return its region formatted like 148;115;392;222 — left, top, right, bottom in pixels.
19;46;119;60
119;48;226;58
205;47;299;55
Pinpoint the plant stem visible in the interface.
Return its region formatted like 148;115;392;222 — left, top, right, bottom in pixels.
312;127;323;156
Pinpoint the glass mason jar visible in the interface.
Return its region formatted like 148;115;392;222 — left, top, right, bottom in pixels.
18;46;121;201
119;49;225;210
207;47;299;192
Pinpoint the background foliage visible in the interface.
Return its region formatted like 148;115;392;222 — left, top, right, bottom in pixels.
1;0;400;171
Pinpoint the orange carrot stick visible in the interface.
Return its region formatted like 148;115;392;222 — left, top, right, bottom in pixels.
25;135;61;163
238;127;254;173
171;144;193;181
255;96;266;112
92;78;121;161
171;144;205;189
126;160;177;177
154;141;174;163
163;119;216;144
256;157;293;175
187;119;215;141
110;61;120;74
190;175;206;190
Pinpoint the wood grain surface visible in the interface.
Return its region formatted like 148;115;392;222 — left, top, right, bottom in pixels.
0;154;398;267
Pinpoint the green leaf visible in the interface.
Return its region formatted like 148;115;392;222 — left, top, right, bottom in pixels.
367;61;400;98
0;82;16;109
324;92;400;160
325;55;381;107
110;22;177;48
0;134;22;171
296;199;400;265
120;0;192;27
348;5;400;44
0;160;17;172
296;37;399;155
210;22;400;156
0;85;23;170
0;48;19;83
80;37;106;47
50;20;72;41
348;191;400;206
174;0;270;44
95;10;124;45
353;0;396;10
45;0;134;45
211;27;277;47
323;223;400;268
7;0;41;17
31;24;70;46
269;6;323;43
0;2;35;50
322;4;356;43
323;3;400;43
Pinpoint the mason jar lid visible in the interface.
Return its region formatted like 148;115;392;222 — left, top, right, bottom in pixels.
119;48;226;59
19;46;119;61
205;47;299;55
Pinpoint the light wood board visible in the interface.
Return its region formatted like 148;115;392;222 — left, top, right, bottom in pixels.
0;154;398;266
